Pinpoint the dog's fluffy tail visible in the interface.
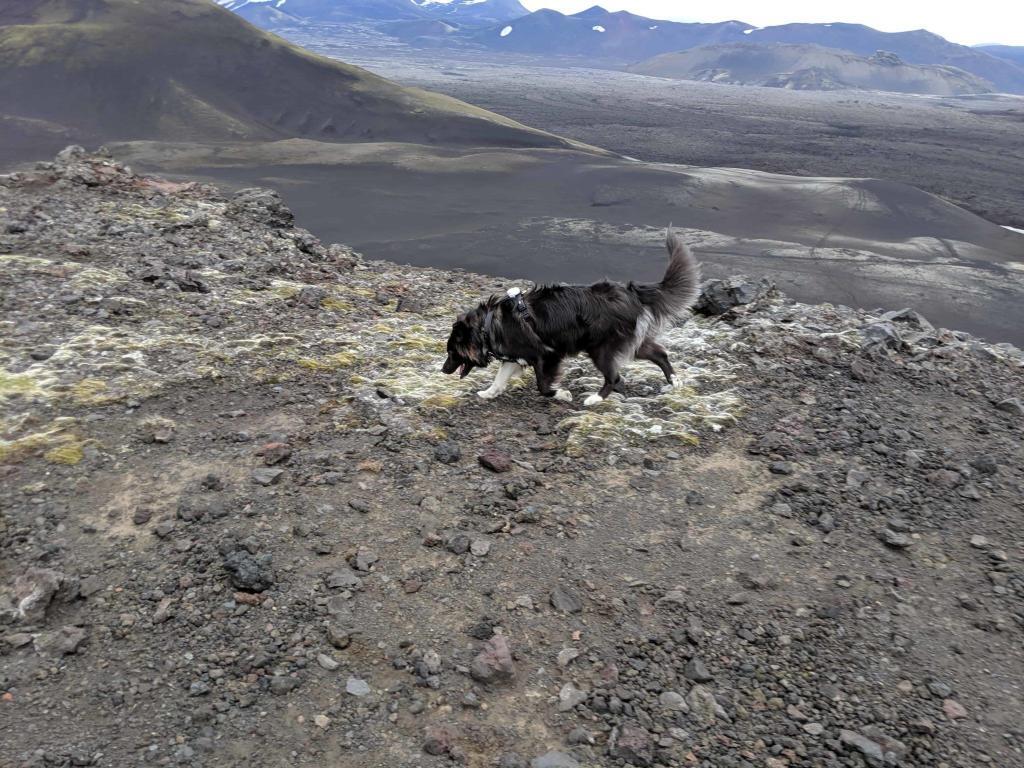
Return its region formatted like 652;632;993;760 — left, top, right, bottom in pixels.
651;226;701;320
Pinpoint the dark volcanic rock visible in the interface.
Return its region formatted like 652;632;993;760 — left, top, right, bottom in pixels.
694;276;773;316
222;550;275;592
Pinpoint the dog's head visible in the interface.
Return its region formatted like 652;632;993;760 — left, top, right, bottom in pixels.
442;305;490;378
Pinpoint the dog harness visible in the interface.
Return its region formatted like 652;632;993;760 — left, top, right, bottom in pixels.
481;287;533;364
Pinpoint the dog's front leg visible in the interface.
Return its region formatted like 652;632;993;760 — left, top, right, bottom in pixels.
477;361;522;400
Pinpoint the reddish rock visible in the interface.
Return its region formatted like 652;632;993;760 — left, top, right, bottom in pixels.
610;724;654;766
470;635;515;684
260;442;292;466
478;450;513;473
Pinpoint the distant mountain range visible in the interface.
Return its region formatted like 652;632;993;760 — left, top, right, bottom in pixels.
0;0;578;161
217;0;528;24
629;44;993;96
226;3;1024;95
976;45;1024;67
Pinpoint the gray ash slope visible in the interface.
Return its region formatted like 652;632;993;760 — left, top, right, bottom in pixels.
628;45;992;96
0;0;580;167
1;149;1023;768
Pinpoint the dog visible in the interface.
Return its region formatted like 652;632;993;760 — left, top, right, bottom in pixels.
441;228;701;406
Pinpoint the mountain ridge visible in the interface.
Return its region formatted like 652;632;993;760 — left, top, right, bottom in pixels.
0;0;589;163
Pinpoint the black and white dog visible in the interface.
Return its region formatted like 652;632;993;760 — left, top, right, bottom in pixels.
441;229;701;406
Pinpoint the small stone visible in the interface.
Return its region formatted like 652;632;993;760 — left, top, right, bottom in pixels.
879;528;912;549
269;676;300;695
658;691;689;712
556;648;580;667
470;538;492;557
446;533;471;555
684;657;713;683
470;635;514;684
12;568;64;623
686;685;723;723
479;450;513;473
530;752;580;768
927;679;953;698
33;625;87;656
152;597;174;624
567;727;593;745
839;730;884;762
500;754;529;768
803;722;824;736
995;397;1023;415
969;535;989;549
317;653;339;671
314;714;331;729
132;507;153;525
609;724;654;767
260;442;292;466
768;461;794;475
251;467;284;486
324;621;350;648
558;683;588;711
549;586;583;613
943;699;968;719
345;676;371;697
222;550;274;592
434;442;461;464
326;570;360;590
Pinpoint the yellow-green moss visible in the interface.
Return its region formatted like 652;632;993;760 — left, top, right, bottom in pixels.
321;298;354;313
0;370;39;398
44;441;85;465
297;351;357;371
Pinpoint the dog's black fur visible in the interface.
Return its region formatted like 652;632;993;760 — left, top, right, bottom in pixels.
442;230;702;401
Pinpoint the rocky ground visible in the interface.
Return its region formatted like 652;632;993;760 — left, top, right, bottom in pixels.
1;149;1023;768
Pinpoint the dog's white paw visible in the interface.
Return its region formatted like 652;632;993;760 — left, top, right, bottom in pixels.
553;389;573;403
583;393;604;407
477;389;498;400
661;376;680;393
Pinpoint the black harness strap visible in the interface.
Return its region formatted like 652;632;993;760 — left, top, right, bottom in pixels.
481;288;537;364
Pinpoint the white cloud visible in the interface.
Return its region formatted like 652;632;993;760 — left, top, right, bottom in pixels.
521;1;1024;46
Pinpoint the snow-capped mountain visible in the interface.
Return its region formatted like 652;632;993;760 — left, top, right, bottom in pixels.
218;0;527;24
471;6;752;60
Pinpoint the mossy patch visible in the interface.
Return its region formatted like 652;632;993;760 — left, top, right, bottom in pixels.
321;297;354;313
0;418;84;465
0;370;40;398
297;351;357;371
44;441;86;465
71;377;116;405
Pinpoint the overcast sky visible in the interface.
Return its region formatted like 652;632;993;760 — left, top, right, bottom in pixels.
521;1;1024;46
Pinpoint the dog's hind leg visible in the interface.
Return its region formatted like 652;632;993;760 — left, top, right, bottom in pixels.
636;339;676;387
584;348;621;407
477;361;522;400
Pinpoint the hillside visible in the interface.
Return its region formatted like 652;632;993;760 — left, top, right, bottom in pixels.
977;45;1024;67
0;0;582;164
629;44;994;96
1;147;1022;767
745;23;1024;93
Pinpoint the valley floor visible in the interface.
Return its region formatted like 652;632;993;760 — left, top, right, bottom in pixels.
285;24;1024;231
